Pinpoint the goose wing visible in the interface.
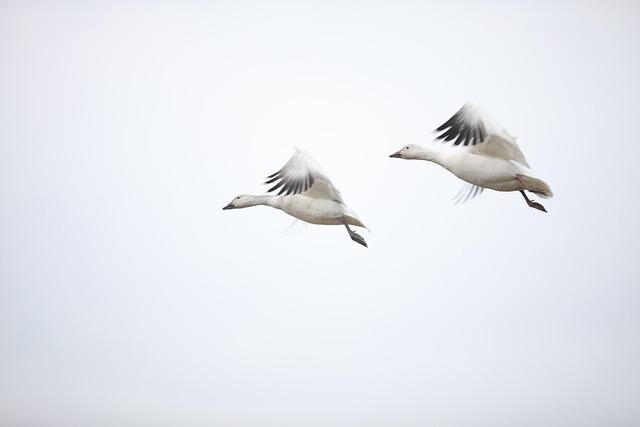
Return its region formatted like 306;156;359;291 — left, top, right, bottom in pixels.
264;149;344;203
452;182;484;205
435;103;531;168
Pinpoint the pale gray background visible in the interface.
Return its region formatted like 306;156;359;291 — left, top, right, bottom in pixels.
1;1;639;426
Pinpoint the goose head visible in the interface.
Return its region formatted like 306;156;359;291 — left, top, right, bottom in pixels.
390;144;441;161
389;144;423;160
222;194;252;210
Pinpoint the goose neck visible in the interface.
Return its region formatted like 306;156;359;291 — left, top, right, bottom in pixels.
252;195;282;209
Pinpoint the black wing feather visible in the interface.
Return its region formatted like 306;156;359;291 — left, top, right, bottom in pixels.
435;106;487;147
266;170;316;197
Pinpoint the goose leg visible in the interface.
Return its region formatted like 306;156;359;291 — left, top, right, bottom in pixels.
519;190;547;213
344;223;367;248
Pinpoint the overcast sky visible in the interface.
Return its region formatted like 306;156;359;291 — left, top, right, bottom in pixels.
2;1;639;426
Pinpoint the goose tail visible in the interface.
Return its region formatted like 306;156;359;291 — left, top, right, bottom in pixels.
345;211;370;232
516;174;553;198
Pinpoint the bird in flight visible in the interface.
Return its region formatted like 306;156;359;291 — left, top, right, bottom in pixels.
390;103;552;212
223;149;368;247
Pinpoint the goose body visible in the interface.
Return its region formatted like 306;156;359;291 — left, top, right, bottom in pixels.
390;103;553;211
435;148;525;192
223;149;367;246
279;195;364;227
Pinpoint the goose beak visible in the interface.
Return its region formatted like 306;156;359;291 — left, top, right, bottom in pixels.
222;203;234;210
389;151;402;158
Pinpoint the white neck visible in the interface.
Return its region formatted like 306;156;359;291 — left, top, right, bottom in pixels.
413;144;446;163
246;195;282;209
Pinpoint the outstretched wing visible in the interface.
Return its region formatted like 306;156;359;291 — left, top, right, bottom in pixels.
452;182;484;205
435;103;531;168
264;149;344;203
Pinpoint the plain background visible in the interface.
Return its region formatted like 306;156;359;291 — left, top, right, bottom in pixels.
1;1;639;426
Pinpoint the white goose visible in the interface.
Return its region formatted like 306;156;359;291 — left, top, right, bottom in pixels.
390;103;553;212
223;149;368;247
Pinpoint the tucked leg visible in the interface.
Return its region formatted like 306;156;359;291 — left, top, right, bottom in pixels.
344;223;367;247
519;190;547;213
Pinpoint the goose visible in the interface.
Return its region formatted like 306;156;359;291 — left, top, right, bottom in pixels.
390;103;553;212
223;149;369;247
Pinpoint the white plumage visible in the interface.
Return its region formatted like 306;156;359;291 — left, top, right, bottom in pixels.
390;103;552;211
223;149;368;247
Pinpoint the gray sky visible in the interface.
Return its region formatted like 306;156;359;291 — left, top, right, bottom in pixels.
1;1;639;426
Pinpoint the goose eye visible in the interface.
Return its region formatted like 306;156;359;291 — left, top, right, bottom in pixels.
405;146;410;149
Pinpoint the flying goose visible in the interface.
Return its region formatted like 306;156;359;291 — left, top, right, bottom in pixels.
223;149;368;247
390;103;553;212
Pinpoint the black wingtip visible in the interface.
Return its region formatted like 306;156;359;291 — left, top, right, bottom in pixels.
264;174;280;184
435;106;487;146
267;180;285;193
